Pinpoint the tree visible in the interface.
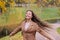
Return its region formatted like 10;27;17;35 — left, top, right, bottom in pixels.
0;0;6;13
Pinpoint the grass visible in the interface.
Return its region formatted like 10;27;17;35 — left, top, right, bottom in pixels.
57;27;60;34
0;32;23;40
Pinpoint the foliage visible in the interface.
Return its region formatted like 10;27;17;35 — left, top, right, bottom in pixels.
0;1;6;13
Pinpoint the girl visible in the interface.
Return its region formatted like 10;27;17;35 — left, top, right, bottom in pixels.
9;10;55;40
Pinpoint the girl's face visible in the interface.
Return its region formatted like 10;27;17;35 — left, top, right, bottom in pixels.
25;11;32;20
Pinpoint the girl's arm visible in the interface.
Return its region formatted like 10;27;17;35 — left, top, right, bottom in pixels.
9;21;24;36
9;25;21;36
35;23;55;40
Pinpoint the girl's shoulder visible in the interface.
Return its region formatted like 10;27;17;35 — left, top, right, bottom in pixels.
31;21;38;27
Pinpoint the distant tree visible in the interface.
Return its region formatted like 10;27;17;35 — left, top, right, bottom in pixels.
0;7;2;14
0;0;6;13
55;0;60;7
36;0;42;7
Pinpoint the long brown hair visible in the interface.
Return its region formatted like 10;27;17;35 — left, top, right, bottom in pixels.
25;10;51;29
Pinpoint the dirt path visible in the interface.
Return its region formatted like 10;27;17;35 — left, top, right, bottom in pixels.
36;23;60;40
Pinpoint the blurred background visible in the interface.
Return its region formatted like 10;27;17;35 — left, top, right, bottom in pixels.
0;0;60;40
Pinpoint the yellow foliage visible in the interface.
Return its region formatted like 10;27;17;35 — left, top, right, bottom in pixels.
57;0;60;4
8;0;15;7
43;0;48;3
0;1;6;13
24;0;36;3
30;0;36;3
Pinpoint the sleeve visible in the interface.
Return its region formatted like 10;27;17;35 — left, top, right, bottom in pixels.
35;23;55;40
9;21;24;36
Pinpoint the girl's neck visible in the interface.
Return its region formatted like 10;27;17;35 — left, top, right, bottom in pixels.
26;19;31;23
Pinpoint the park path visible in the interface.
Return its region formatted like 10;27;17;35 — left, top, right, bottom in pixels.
36;23;60;40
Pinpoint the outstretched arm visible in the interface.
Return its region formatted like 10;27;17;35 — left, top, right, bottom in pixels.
9;20;25;36
9;25;21;36
35;24;55;40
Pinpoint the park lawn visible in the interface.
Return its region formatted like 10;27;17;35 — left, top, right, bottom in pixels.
57;27;60;34
0;32;23;40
